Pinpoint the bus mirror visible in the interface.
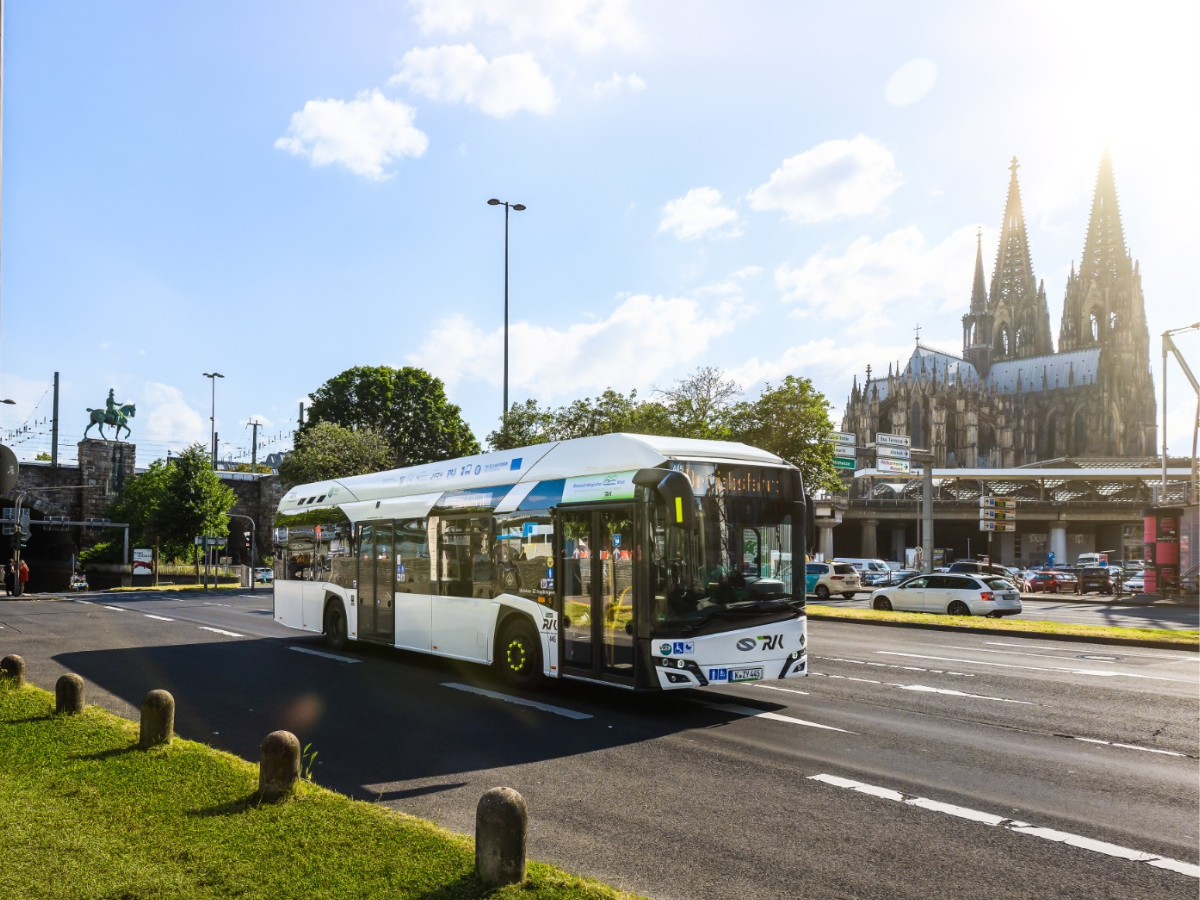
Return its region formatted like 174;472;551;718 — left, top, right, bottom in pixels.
805;495;816;552
633;469;697;530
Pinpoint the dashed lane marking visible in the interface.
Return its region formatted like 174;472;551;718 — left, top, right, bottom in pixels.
144;614;174;622
984;641;1198;663
809;774;1199;879
814;655;975;677
1068;736;1190;758
442;683;592;720
102;605;124;612
811;672;1032;704
701;702;855;733
875;651;1195;683
752;683;810;696
289;646;361;664
198;626;244;638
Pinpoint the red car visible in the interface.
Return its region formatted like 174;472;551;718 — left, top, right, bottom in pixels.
1025;571;1077;594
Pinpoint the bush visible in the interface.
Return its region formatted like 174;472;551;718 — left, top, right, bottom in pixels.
78;540;122;565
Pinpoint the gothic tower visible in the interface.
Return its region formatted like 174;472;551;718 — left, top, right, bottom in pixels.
988;158;1054;361
961;230;994;376
1057;152;1156;454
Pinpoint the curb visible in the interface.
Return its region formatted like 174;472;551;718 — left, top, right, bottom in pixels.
805;612;1199;652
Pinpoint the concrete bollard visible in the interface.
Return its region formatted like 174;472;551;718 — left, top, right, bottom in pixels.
0;654;25;687
56;674;85;713
475;787;528;886
258;730;301;801
139;689;175;748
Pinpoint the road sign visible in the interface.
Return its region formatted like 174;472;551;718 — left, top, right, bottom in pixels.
877;432;911;448
833;456;857;470
877;446;911;461
827;431;856;445
980;509;1017;521
980;497;1017;509
876;457;912;475
980;521;1016;532
193;536;227;546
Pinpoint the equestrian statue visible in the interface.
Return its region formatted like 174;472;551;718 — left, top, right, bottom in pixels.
85;389;136;441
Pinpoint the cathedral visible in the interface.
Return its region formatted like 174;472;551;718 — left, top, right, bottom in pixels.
842;153;1156;467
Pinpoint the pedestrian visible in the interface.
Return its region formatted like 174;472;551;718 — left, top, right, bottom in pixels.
18;560;29;596
3;561;12;596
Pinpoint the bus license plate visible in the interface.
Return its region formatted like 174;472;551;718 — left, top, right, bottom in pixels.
729;667;764;683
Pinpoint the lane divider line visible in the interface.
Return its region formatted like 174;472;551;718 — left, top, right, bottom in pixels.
102;605;124;612
442;683;592;720
812;672;1031;704
752;683;810;696
815;655;975;677
701;702;855;733
289;646;361;664
875;651;1195;684
1069;736;1190;759
198;626;244;638
984;641;1198;663
144;614;174;622
808;773;1198;879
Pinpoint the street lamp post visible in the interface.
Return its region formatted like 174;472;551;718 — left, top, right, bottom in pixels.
487;198;525;435
202;372;224;470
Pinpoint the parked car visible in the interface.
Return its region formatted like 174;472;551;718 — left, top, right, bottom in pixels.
947;561;1013;578
1122;572;1145;593
254;567;273;584
805;561;861;599
869;573;1022;617
1025;570;1077;593
1077;566;1114;594
837;558;893;586
887;568;920;585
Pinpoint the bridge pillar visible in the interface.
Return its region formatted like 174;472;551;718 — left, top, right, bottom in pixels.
1049;524;1067;565
891;527;906;564
860;518;878;558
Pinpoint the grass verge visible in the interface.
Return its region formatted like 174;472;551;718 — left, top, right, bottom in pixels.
108;583;244;593
0;682;645;900
806;604;1199;647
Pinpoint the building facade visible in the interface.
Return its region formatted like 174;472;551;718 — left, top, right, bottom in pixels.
842;154;1156;467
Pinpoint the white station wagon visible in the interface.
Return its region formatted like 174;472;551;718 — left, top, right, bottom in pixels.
869;573;1022;617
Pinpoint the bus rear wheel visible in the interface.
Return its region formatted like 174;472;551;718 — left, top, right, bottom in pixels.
497;617;543;691
324;600;348;650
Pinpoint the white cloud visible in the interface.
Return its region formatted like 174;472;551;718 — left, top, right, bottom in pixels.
391;44;558;118
141;383;208;446
747;135;903;224
409;293;734;399
774;224;992;324
591;72;645;98
410;0;641;52
886;58;938;106
275;90;428;180
657;187;743;241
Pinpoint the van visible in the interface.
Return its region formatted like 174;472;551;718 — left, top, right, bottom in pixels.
837;558;892;587
1076;552;1107;567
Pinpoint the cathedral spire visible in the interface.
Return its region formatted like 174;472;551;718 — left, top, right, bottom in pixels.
988;157;1053;359
969;228;987;314
1078;149;1127;285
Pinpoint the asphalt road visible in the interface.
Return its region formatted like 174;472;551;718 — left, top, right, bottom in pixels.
2;590;1197;900
818;592;1200;631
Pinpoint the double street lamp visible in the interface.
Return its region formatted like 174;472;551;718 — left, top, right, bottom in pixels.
487;198;525;434
202;372;224;470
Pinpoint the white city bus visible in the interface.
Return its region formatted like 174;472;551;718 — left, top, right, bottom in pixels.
272;433;814;692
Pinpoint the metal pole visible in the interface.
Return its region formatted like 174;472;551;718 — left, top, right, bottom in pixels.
1161;334;1168;503
503;202;509;432
51;372;59;468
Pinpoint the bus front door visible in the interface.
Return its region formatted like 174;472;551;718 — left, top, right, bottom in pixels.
559;508;636;685
357;521;396;645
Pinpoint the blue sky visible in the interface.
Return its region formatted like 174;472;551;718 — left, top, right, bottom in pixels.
1;0;1197;466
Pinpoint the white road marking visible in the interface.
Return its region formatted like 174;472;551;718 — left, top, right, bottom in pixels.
442;683;592;720
198;626;243;638
74;599;92;605
816;655;975;677
875;651;1194;683
752;683;810;696
144;614;174;622
702;702;855;733
103;605;124;611
813;672;1030;704
809;774;1199;879
944;644;1112;663
289;646;361;663
1072;737;1188;758
984;641;1198;663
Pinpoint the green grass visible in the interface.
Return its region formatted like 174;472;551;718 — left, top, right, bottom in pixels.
807;604;1199;646
0;682;645;900
108;583;244;593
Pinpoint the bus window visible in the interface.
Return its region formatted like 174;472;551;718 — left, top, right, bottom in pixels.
395;517;431;592
437;516;493;598
493;512;554;604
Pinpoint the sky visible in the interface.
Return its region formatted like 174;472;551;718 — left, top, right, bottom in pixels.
1;0;1197;468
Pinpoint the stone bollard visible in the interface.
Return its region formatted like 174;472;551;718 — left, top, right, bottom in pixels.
0;654;25;687
475;787;528;886
258;730;301;802
56;674;86;713
139;689;174;748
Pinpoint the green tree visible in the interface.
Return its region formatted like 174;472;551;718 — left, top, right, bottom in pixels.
155;444;237;561
488;399;555;450
305;366;479;466
727;375;842;492
109;458;172;550
653;366;739;439
279;422;392;489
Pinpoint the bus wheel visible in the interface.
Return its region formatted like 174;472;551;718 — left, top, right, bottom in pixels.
324;601;348;650
498;617;543;690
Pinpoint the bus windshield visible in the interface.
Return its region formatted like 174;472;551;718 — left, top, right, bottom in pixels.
650;462;800;637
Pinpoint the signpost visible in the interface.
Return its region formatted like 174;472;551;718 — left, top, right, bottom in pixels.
827;430;857;472
875;433;911;475
979;498;1018;559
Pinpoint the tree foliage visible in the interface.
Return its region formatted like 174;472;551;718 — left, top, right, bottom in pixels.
279;422;392;489
304;366;479;467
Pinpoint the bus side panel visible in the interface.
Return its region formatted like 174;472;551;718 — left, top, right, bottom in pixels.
273;580;309;632
431;594;498;662
396;592;433;652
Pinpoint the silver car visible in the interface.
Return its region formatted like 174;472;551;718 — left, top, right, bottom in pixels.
869;573;1023;617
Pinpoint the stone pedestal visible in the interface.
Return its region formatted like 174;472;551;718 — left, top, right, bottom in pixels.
77;440;136;523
